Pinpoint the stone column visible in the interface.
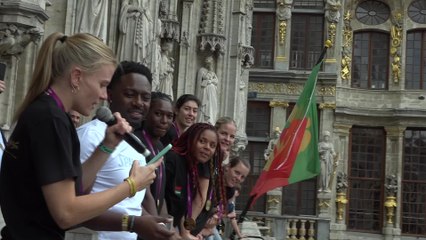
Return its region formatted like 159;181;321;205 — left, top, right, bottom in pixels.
176;0;199;95
329;123;351;240
269;100;289;135
275;0;292;70
383;126;405;240
264;100;288;235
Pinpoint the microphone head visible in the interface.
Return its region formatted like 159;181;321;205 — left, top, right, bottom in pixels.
96;106;114;123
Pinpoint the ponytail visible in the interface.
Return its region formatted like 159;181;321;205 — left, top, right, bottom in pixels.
14;32;116;122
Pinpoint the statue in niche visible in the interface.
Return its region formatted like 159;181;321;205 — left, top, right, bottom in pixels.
158;40;174;100
318;130;337;192
117;0;153;63
74;0;109;42
197;56;219;125
264;127;281;161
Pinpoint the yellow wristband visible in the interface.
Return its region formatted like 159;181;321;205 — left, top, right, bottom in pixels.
124;177;136;197
121;214;129;231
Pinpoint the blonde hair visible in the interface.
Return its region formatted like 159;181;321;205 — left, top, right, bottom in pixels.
214;116;236;130
14;32;117;122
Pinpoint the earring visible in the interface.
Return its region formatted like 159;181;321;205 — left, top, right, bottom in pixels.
71;84;79;94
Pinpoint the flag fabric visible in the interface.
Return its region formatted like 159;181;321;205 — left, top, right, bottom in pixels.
249;62;322;205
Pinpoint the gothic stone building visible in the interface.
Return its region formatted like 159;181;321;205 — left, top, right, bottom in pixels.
0;0;426;240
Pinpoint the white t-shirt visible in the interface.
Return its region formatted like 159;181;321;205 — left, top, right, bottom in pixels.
78;119;146;240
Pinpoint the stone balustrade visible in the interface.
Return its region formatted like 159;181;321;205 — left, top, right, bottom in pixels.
237;211;330;240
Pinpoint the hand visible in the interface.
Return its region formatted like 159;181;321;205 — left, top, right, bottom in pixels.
134;215;175;239
129;159;162;191
204;215;219;229
0;81;5;94
102;112;132;149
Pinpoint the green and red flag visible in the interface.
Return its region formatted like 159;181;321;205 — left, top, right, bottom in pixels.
249;61;322;205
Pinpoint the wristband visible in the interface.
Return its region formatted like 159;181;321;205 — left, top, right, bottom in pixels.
121;214;129;231
98;144;114;154
124;177;136;197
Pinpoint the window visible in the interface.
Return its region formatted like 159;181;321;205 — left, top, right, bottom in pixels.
405;31;426;90
408;0;426;24
254;0;275;8
245;101;271;137
348;127;385;232
293;0;324;10
402;128;426;236
355;0;390;25
252;12;275;68
238;142;268;212
290;14;324;70
352;31;389;89
238;101;271;212
282;179;317;215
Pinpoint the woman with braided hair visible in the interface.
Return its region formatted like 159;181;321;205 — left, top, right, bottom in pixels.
165;123;226;240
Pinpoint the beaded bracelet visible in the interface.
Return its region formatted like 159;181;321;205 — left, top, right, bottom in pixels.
121;214;129;231
98;144;114;154
124;177;136;197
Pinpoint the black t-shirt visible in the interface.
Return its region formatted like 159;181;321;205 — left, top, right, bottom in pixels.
0;94;82;240
164;151;213;235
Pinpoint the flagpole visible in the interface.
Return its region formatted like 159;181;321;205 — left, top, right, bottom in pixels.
230;40;332;240
316;39;333;65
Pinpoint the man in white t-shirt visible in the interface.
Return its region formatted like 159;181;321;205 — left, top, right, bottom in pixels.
78;61;176;240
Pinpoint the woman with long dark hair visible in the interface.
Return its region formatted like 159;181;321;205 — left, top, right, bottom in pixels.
165;123;226;239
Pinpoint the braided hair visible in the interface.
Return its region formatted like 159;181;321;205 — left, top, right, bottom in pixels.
172;123;226;212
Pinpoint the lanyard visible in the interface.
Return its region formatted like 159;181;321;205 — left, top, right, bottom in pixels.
142;130;163;207
45;87;65;111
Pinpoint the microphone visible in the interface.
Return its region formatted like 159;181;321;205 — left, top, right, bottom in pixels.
96;106;151;157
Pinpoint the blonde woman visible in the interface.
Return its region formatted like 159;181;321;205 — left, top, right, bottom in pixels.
0;32;160;239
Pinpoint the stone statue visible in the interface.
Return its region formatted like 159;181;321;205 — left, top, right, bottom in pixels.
385;174;398;196
0;25;42;56
336;172;348;193
197;56;218;125
117;0;153;63
264;127;281;161
74;0;109;41
277;0;292;21
325;0;341;23
158;40;174;100
236;70;247;134
318;130;336;192
151;18;163;92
